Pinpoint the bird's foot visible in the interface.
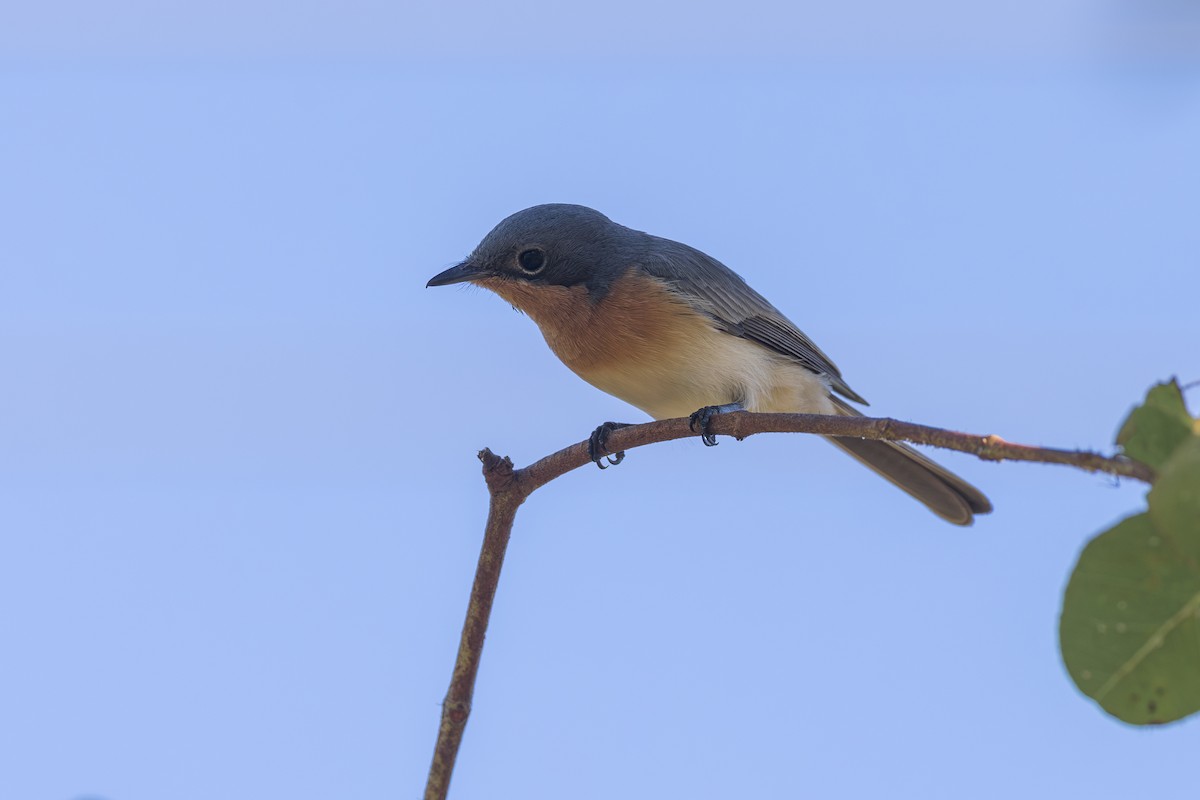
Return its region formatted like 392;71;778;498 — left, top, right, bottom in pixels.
588;421;631;469
688;403;745;447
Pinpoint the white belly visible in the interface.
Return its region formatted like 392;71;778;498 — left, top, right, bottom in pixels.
576;323;836;420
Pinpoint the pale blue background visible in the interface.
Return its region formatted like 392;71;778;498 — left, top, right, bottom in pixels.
2;3;1198;799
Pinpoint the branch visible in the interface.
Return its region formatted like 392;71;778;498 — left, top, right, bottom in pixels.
423;412;1152;799
520;411;1155;489
425;450;530;800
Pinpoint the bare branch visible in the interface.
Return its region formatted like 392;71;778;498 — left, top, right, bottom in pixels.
523;411;1155;489
425;450;530;800
423;412;1153;799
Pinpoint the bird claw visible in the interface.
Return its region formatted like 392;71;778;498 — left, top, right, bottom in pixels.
689;406;723;447
588;422;630;469
688;403;744;447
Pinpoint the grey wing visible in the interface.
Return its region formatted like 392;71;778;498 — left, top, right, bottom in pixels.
638;235;869;405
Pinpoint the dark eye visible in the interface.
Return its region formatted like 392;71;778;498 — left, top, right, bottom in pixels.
517;248;546;274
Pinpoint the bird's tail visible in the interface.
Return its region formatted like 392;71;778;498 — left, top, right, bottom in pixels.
826;399;992;526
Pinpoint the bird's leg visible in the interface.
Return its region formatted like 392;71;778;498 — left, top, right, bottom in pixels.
588;421;632;469
688;402;745;447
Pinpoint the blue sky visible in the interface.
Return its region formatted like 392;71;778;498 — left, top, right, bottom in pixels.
2;3;1198;799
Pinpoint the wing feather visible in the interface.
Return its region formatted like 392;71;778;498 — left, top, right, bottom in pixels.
636;235;868;405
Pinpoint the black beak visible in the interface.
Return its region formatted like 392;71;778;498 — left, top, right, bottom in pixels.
427;260;486;287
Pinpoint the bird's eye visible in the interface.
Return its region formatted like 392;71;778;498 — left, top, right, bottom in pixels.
517;248;546;274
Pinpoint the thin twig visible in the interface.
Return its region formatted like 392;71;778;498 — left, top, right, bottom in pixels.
423;412;1153;799
425;450;530;800
522;412;1155;489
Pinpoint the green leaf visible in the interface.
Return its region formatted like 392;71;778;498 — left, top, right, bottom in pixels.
1116;379;1197;471
1061;504;1200;724
1061;381;1200;724
1148;438;1200;562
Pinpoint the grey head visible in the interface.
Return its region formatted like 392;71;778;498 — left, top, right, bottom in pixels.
426;204;647;296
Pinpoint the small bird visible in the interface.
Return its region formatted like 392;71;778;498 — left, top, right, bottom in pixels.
428;204;991;525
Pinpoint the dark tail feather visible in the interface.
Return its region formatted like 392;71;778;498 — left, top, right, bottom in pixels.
824;396;991;525
826;436;993;525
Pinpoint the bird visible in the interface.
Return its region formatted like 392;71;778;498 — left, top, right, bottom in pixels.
427;204;992;525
